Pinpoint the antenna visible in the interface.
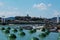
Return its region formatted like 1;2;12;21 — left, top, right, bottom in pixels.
54;10;59;23
57;15;59;23
26;8;30;17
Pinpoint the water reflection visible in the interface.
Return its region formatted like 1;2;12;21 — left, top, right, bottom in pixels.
8;38;16;40
0;25;59;40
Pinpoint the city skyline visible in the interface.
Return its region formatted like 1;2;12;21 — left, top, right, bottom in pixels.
0;0;60;18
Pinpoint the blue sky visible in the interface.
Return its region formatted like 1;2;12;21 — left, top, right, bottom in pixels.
0;0;60;18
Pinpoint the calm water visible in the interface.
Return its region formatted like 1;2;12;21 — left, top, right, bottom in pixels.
0;25;59;40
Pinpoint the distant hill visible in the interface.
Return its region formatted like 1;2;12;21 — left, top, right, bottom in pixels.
49;17;60;23
5;17;15;20
4;16;60;23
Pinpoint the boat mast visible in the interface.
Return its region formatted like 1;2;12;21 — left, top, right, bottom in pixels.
57;15;59;23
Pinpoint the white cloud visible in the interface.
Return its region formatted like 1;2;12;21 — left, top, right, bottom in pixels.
0;11;21;18
0;7;21;18
7;7;18;10
0;2;4;6
33;3;52;10
48;4;52;7
13;8;18;10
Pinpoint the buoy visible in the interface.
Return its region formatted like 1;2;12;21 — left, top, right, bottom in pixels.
45;30;50;35
6;27;11;30
3;29;10;34
32;29;36;33
19;28;23;31
29;29;36;33
8;34;16;39
19;32;25;36
0;27;5;30
29;30;34;33
11;28;17;32
31;37;39;40
39;33;46;38
41;28;45;32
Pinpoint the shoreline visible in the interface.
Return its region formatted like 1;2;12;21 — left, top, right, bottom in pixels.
0;23;59;33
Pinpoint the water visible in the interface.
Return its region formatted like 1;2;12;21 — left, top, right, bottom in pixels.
0;25;59;40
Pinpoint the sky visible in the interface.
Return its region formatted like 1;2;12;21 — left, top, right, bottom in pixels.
0;0;60;18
